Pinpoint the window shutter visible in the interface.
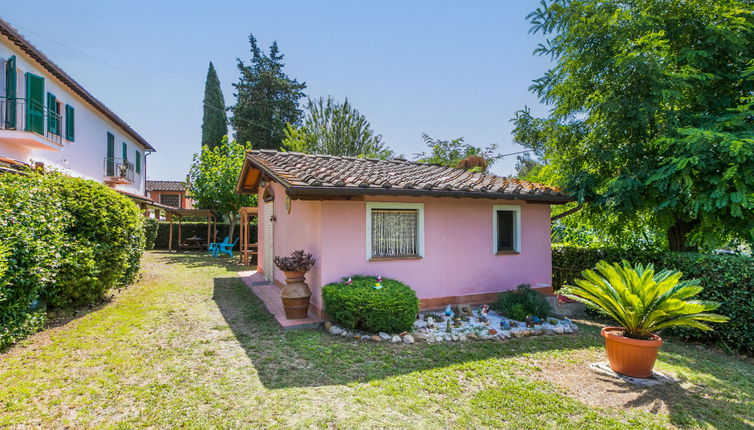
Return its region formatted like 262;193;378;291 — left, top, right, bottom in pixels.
122;142;127;161
46;92;58;135
106;132;115;176
135;150;141;173
65;104;74;141
5;56;16;128
25;73;44;134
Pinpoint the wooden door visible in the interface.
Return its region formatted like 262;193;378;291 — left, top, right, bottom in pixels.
263;201;274;282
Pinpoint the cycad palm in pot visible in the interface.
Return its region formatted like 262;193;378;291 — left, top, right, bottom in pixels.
561;260;728;378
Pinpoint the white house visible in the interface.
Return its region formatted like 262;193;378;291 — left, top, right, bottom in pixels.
0;17;155;197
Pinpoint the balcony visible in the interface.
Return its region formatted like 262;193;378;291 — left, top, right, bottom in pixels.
104;157;134;184
0;97;63;150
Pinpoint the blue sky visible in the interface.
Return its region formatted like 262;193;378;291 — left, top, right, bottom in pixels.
3;1;551;180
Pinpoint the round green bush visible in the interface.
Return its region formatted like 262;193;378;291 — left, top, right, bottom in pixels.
43;173;145;308
492;284;551;320
322;276;419;333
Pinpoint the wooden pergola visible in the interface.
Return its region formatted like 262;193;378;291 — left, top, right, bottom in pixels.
238;206;258;266
166;209;218;252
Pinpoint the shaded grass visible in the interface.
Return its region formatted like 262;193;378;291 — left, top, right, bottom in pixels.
0;251;751;429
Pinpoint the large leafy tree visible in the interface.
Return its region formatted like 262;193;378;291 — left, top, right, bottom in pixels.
231;34;307;150
201;62;228;150
283;96;394;158
513;0;754;251
187;138;256;241
414;134;501;172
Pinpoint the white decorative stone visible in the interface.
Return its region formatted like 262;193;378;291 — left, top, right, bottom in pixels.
459;334;467;341
554;326;565;335
329;325;343;335
378;332;391;341
403;334;415;344
391;335;402;343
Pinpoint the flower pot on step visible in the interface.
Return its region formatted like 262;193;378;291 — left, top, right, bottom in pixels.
281;271;311;319
601;327;663;378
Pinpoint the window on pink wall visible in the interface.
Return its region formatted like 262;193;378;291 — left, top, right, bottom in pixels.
492;205;521;253
365;202;424;260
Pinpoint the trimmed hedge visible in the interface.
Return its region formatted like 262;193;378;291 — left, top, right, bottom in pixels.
0;173;63;349
153;222;257;249
0;172;145;350
553;246;754;354
323;276;419;333
143;218;159;250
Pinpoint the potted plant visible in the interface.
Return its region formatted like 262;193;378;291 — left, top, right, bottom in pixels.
273;250;316;319
561;260;728;378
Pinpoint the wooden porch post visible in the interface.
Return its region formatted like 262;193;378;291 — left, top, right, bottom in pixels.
178;215;182;251
168;212;173;252
206;213;211;250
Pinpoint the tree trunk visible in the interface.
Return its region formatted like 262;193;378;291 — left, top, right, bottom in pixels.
666;218;697;252
227;212;237;244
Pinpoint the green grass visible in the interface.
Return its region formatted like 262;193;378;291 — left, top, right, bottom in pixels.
0;252;752;429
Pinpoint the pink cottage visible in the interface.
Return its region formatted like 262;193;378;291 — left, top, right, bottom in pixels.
236;150;574;317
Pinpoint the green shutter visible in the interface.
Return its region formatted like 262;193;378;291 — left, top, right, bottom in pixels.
24;73;44;134
135;150;141;173
46;92;59;135
106;132;115;176
5;56;16;129
65;104;74;141
122;142;127;161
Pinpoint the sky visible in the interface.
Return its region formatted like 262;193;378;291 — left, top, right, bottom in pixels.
2;1;552;180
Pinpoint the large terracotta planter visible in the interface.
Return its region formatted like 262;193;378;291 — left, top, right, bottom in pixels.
281;271;311;319
601;327;663;378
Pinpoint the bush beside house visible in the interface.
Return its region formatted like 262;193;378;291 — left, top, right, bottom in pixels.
553;246;754;354
0;172;145;350
323;276;419;333
143;218;159;250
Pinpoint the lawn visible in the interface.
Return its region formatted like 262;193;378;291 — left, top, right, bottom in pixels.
1;252;752;429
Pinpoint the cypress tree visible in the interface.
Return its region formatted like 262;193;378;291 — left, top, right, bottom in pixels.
201;62;228;150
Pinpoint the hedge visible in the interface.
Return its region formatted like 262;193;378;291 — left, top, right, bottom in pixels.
322;276;419;333
553;246;754;354
153;222;257;249
0;172;145;350
143;218;159;250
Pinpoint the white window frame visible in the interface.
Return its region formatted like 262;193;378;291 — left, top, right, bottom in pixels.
366;201;424;260
492;205;521;254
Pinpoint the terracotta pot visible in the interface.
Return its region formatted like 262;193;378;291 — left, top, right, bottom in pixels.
601;327;663;378
281;271;311;320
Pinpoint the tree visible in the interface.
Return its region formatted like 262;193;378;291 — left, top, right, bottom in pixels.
230;34;307;150
187;138;256;241
414;134;501;172
514;0;754;251
283;96;394;158
201;62;228;150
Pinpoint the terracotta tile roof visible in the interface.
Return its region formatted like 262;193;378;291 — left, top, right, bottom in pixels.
146;180;186;192
0;18;156;152
243;150;574;203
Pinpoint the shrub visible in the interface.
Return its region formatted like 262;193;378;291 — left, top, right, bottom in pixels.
561;261;728;340
492;284;551;320
553;246;754;353
322;276;419;333
43;174;145;308
143;217;159;250
274;250;316;272
0;173;63;350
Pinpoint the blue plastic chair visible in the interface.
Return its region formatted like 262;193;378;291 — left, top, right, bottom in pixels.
214;237;239;258
208;236;229;255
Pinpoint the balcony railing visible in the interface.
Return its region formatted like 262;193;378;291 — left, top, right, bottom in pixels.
104;157;134;183
0;96;63;145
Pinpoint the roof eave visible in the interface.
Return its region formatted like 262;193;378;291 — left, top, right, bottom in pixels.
286;185;575;204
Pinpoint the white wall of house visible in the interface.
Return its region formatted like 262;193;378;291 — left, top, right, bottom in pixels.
0;37;150;196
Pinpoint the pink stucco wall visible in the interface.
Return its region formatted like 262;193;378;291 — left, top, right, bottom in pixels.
258;182;553;310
